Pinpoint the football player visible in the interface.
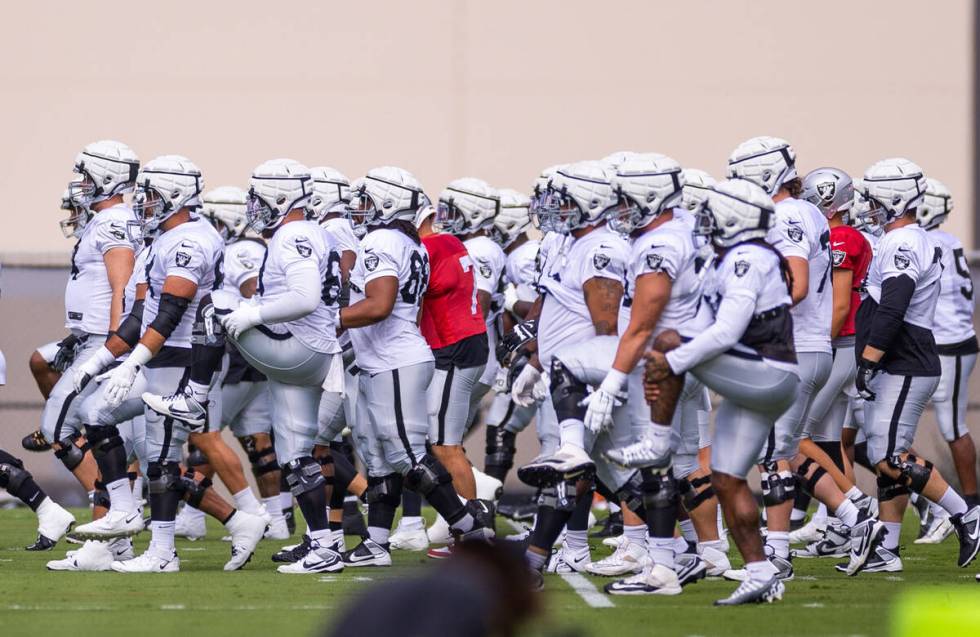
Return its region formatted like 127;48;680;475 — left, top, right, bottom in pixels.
916;179;979;513
643;179;799;605
72;155;267;572
339;167;493;568
0;450;75;549
848;159;980;574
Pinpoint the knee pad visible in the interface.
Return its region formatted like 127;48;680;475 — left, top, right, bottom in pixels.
794;459;827;497
0;459;30;491
54;434;86;471
537;480;577;513
892;454;934;494
185;446;208;470
549;358;588;423
147;462;182;496
760;469;795;507
877;472;910;502
84;426;123;456
679;474;715;511
284;456;326;497
191;293;225;347
640;468;679;511
365;473;403;507
178;469;213;508
614;471;645;513
92;484;111;509
485;426;517;469
404;454;452;496
247;448;279;478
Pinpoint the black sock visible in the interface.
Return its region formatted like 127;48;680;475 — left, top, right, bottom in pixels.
793;476;812;514
529;505;573;552
92;440;128;484
854;442;875;473
402;490;423;517
13;476;46;511
151;490;180;523
367;502;397;536
422;483;467;525
484;464;509;483
567;485;594;531
965;494;980;508
297;487;329;532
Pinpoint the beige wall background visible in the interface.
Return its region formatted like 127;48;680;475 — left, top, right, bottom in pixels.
0;0;973;258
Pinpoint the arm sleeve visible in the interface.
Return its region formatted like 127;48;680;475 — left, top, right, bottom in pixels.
866;274;915;352
665;292;756;373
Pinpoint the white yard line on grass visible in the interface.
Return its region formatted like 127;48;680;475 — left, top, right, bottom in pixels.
559;573;614;608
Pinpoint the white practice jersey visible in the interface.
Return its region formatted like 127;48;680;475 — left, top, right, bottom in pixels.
864;225;942;331
464;235;507;323
222;239;265;301
65;203;141;334
861;230;881;253
124;246;149;312
930;229;976;345
667;242;796;374
258;220;341;354
141;217;224;349
349;227;434;374
537;226;629;367
506;239;540;302
622;216;711;339
323;217;360;255
768;197;832;354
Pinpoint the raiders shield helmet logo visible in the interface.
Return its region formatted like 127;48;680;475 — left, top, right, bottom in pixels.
832;249;846;267
238;255;255;270
593;253;611;270
734;260;750;277
817;181;836;202
477;258;493;279
294;237;312;258
175;251;192;267
894;253;911;270
364;254;380;271
786;222;804;243
645;252;664;272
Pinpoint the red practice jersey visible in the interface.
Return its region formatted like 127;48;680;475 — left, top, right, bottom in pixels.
420;233;487;349
830;224;872;338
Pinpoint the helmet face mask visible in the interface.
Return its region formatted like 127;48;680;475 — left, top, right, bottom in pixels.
346;189;380;233
246;189;279;233
434;199;467;234
60;179;91;238
606;193;643;235
540;187;585;235
133;185;170;236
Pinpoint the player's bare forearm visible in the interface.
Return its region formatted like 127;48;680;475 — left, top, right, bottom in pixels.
830;269;853;339
612;272;671;373
104;247;135;332
786;256;809;305
583;277;623;337
340;276;397;328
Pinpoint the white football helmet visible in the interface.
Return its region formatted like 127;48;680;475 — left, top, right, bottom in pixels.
435;177;500;235
608;153;685;235
802;167;854;221
916;177;952;231
69;140;140;212
307;166;351;222
60;177;88;238
134;155;203;236
849;178;882;237
489;188;531;248
680;169;716;212
347;166;425;232
727;136;797;195
853;158;926;228
599;150;640;171
201;186;249;243
541;161;617;234
695;178;775;248
247;159;313;233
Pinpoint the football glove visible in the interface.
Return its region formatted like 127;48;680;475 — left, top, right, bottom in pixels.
511;364;543;408
581;370;627;434
855;357;879;401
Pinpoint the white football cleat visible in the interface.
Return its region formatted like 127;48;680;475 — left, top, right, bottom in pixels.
546;545;592;573
427;514;452;545
277;544;344;574
698;544;733;577
605;564;683;596
586;538;648;576
473;467;504;502
602;534;627;549
389;519;429;551
34;498;76;546
914;512;954;545
788;516;826;544
603;436;671;470
264;516;291;541
342;539;392;567
111;548;180;573
224;510;267;571
73;509;144;540
142;388;207;427
47;540;116;571
174;506;207;541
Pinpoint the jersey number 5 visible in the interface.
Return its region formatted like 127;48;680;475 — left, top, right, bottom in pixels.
953;248;974;301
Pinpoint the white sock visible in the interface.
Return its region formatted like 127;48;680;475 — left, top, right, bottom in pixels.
187;379;211;403
845;486;863;502
525;549;547;571
834;499;859;527
766;531;790;559
790;507;807;522
449;513;475;534
607;501;621;514
367;526;390;545
309;527;331;544
649;536;675;570
262;496;283;520
938;487;968;516
558;419;586;451
929;499;947;517
131;477;144;502
182;504;206;521
813;502;828;524
882;521;902;550
279;491;293;512
399;516;424;530
623;524;647;546
106;477;136;513
233;487;262;515
717;507;726;535
745;559;778;582
700;539;726;553
679;519;697;543
564;529;588;553
150;520;176;554
672;535;689;553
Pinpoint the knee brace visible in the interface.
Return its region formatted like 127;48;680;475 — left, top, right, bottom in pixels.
365;473;403;507
877;472;910;502
54;434;86;471
240;436;279;477
147;462;182;496
92;482;111;509
679;474;715;511
614;471;645;514
404;454;452;496
537;479;578;513
550;358;588;423
485;426;517;470
760;469;795;507
892;454;934;494
0;459;30;492
85;425;124;455
185;445;208;470
178;469;213;508
640;467;679;512
795;458;827;497
190;293;224;347
284;456;326;497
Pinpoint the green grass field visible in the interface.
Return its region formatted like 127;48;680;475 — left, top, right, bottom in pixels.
0;507;976;637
